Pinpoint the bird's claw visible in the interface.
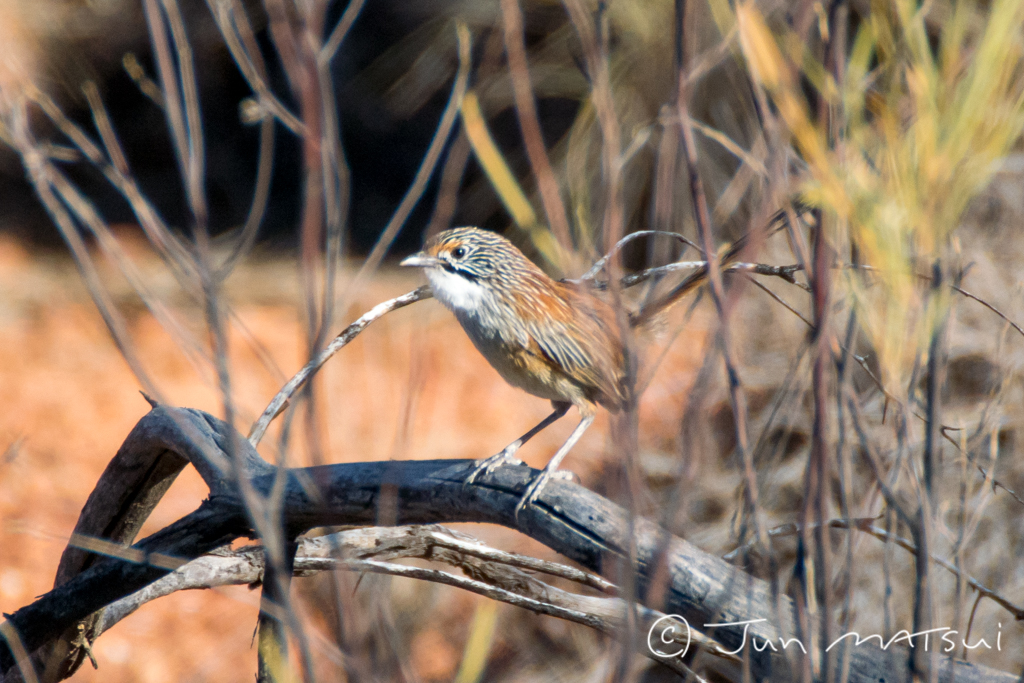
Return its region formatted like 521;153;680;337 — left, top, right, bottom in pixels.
513;469;576;521
550;470;579;484
464;449;524;486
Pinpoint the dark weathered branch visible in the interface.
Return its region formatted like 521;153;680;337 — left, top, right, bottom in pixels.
0;406;1016;683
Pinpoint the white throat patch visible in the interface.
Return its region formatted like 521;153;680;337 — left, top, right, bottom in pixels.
426;267;488;312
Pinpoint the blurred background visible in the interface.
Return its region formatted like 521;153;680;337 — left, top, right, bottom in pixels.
3;0;1024;681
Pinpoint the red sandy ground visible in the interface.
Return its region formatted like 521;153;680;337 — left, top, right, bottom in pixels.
0;235;711;682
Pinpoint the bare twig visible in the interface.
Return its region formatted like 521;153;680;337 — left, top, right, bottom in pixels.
500;0;574;256
421;526;618;594
162;0;207;228
587;260;804;291
630;203;814;326
579;230;704;281
563;0;626;252
28;89;199;285
248;286;433;445
211;0;278;279
210;0;305;135
348;23;472;293
424;131;472;239
747;278;814;327
215;115;274;279
675;0;763;554
951;284;1024;340
320;0;366;64
844;263;1024;341
804;204;835;670
314;0;360;354
6;104;160;398
725;517;1024;621
0;623;38;683
143;0;208;227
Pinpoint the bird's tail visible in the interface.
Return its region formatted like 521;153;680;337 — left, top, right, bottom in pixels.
628;202;816;329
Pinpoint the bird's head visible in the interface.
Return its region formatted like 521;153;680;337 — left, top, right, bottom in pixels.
401;227;536;313
401;227;525;279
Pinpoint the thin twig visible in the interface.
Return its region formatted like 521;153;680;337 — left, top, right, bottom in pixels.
952;284;1024;340
845;394;917;530
427;529;618;595
563;0;625;252
346;24;471;295
580;230;704;280
7;103;161;398
313;0;358;365
320;0;366;64
630;203;814;326
677;0;763;552
725;517;1024;621
213;0;278;279
261;0;306;122
81;82;130;176
29;89;199;285
686;115;768;178
215;116;274;279
963;592;985;660
844;263;1024;341
585;260;804;291
162;0;208;228
747;278;814;328
211;0;305;135
500;0;573;256
682;25;740;89
0;622;39;683
249;286;433;445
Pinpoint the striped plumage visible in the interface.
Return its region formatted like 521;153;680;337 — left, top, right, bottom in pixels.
401;227;626;517
417;228;625;412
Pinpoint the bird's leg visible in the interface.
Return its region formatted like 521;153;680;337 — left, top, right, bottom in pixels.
515;411;595;520
465;401;571;485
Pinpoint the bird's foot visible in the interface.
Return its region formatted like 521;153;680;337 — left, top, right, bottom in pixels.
464;447;525;486
513;469;576;521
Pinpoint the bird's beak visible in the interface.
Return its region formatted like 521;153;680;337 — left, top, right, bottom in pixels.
400;252;441;268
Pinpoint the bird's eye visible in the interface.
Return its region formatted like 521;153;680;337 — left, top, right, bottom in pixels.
451;246;467;259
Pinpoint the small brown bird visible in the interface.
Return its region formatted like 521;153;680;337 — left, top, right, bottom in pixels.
401;227;627;517
401;207;811;516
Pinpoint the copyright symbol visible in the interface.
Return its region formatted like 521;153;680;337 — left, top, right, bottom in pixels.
648;614;691;659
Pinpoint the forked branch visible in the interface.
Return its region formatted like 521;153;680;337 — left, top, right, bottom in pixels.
0;406;1015;683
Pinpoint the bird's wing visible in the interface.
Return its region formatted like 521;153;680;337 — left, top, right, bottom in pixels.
530;283;628;408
